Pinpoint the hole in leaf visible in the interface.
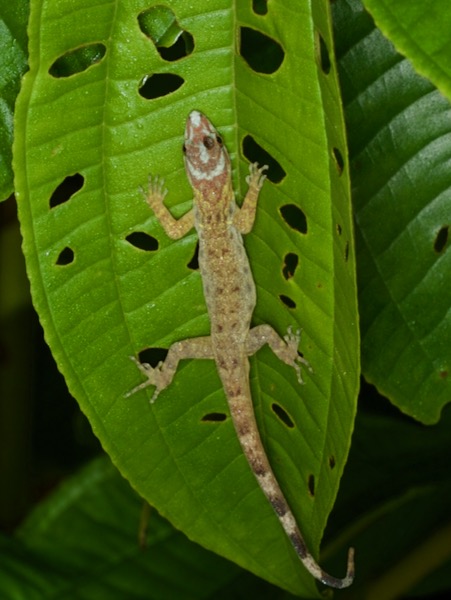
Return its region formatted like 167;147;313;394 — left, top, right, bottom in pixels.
159;34;194;61
329;455;336;469
439;370;448;379
138;347;168;367
434;225;449;253
126;232;159;251
280;204;307;234
282;253;299;280
315;32;331;74
240;27;284;74
49;173;84;208
279;294;296;309
139;73;184;99
187;241;199;270
242;136;285;183
49;44;106;77
271;403;294;428
201;413;227;423
252;0;268;15
138;6;194;61
308;474;315;496
336;223;342;236
332;147;344;175
56;247;74;265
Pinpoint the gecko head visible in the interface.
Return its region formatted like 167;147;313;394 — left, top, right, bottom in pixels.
183;110;231;186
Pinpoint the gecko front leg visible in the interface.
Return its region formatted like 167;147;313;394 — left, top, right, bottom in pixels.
233;162;268;234
142;175;194;240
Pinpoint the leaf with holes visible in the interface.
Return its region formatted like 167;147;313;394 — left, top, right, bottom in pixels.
14;0;358;595
333;0;451;423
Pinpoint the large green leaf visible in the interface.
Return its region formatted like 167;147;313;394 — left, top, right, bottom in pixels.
334;0;451;423
363;0;451;103
14;0;358;595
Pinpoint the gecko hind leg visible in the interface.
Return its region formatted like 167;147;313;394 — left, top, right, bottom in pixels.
124;356;162;401
125;336;214;402
246;324;312;384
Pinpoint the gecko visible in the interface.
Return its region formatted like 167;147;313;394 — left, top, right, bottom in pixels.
126;110;354;589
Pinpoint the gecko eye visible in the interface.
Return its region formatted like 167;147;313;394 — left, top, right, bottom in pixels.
182;144;187;153
203;136;215;150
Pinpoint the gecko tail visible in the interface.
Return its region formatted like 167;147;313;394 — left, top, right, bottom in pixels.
288;525;355;588
266;486;354;588
225;373;355;589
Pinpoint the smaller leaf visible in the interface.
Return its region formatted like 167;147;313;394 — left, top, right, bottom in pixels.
335;0;451;423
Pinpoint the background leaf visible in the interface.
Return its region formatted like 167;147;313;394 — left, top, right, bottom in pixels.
2;456;295;599
333;0;451;423
13;0;358;595
363;0;451;103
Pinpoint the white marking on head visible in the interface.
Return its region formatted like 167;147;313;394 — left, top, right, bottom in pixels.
190;110;202;127
199;143;210;164
186;152;226;180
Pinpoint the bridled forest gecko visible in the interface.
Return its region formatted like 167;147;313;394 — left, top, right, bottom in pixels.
127;110;354;589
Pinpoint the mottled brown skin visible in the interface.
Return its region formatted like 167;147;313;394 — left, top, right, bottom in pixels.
127;111;354;589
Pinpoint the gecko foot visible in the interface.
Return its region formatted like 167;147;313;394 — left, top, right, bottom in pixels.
124;356;164;403
284;326;312;385
140;175;168;213
246;162;268;190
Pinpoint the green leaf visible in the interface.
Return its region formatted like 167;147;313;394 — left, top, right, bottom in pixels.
333;0;451;423
363;0;451;102
0;0;29;201
13;0;358;595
